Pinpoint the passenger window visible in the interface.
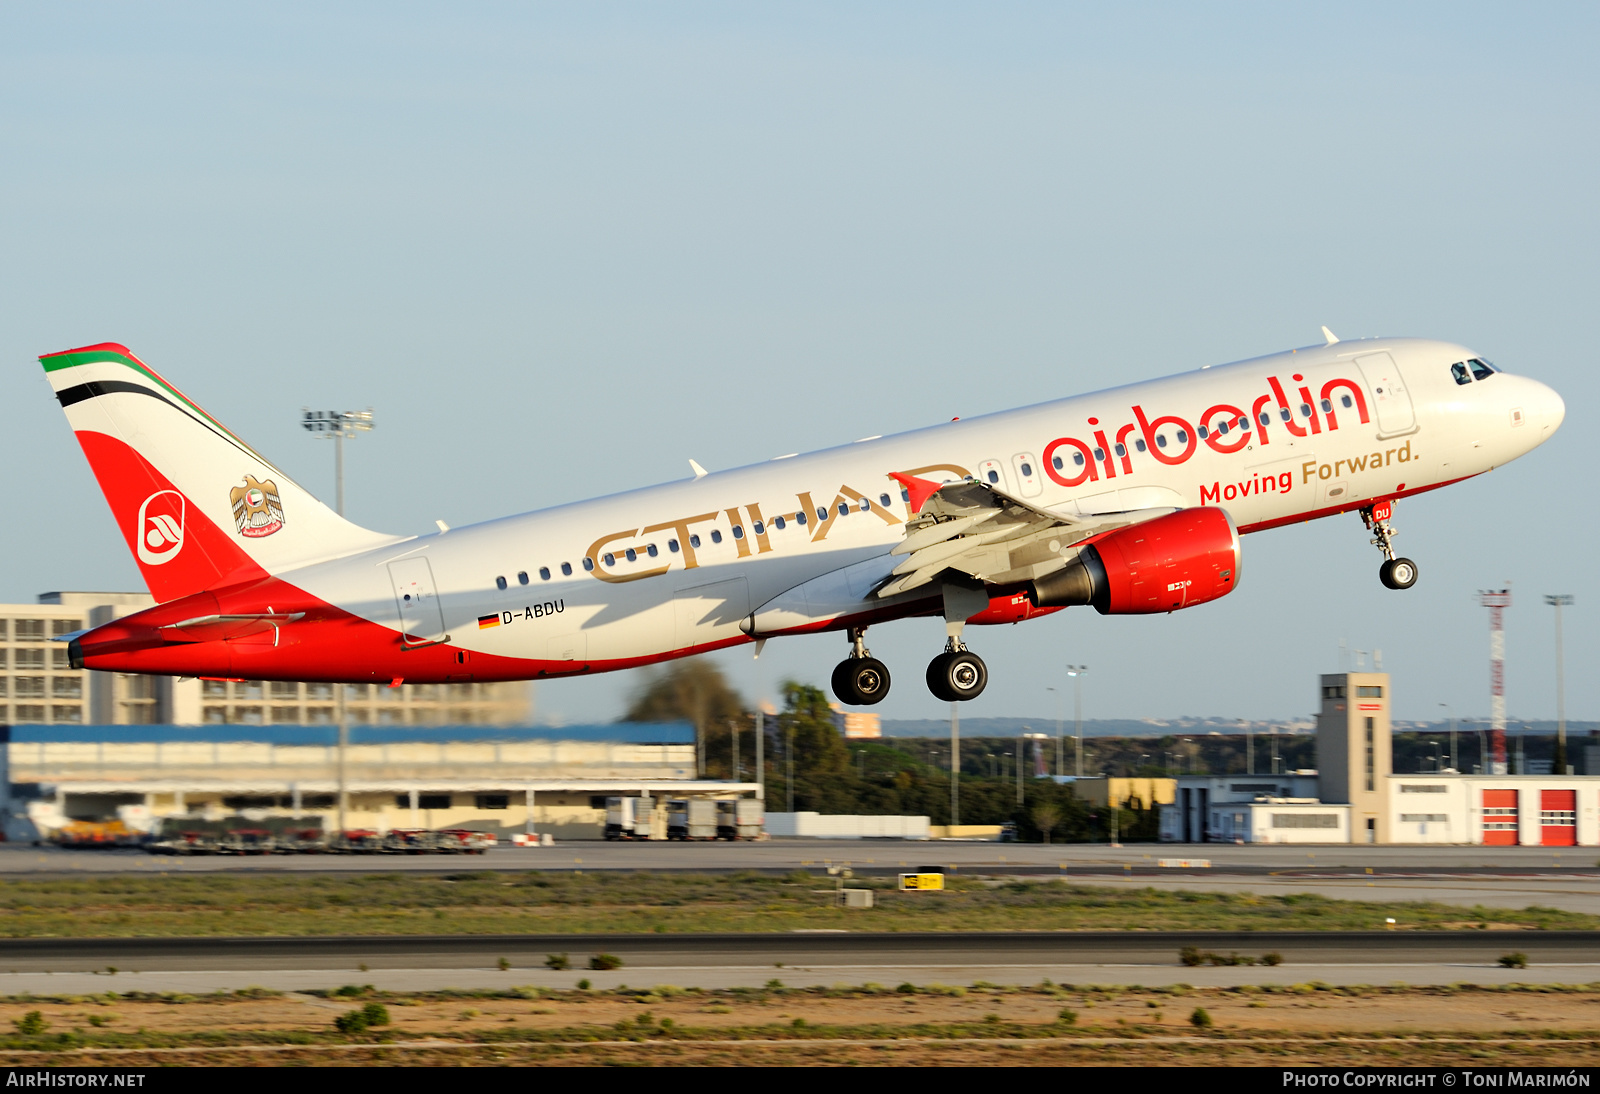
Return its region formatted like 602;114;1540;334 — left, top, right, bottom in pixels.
1300;404;1312;417
752;521;764;535
773;516;785;530
797;511;808;526
1092;447;1105;461
986;469;999;483
1052;455;1064;470
731;526;743;540
690;534;702;549
1215;421;1227;436
1113;444;1126;458
539;567;551;581
495;576;507;590
1279;407;1291;421
1470;359;1494;380
836;502;848;516
1341;395;1353;408
562;562;573;576
1135;438;1147;452
517;571;529;585
603;553;616;566
624;548;636;562
1320;399;1333;413
1176;430;1188;444
1238;416;1250;430
668;539;680;553
710;529;722;544
1018;464;1032;478
859;496;870;512
816;507;828;522
1156;434;1168;449
1196;426;1208;440
879;493;892;507
1072;451;1085;466
581;558;593;572
1259;411;1271;426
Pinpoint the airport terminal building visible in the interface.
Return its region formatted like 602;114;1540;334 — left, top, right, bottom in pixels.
1160;672;1599;846
0;593;758;842
0;722;758;841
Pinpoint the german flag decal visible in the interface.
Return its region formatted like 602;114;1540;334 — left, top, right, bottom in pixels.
477;614;500;630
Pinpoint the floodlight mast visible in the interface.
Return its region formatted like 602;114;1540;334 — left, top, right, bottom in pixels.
300;407;374;837
301;408;375;517
1545;594;1574;774
1066;666;1088;777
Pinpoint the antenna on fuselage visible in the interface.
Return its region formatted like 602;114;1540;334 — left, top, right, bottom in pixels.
1321;326;1340;345
688;459;709;479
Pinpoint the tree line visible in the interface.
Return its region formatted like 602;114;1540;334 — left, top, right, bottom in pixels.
623;659;1157;842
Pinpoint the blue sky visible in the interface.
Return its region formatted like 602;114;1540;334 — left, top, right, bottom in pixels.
2;4;1596;726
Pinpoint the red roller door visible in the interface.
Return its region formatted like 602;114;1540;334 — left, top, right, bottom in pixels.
1482;789;1519;846
1541;790;1577;847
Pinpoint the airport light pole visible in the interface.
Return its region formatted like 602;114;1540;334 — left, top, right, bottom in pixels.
301;409;375;517
1546;595;1574;774
303;408;374;838
1047;687;1064;777
1438;702;1457;774
950;701;960;828
754;709;765;802
1067;666;1088;777
785;713;795;815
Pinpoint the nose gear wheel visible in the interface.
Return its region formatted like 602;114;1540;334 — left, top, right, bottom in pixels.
1361;502;1419;591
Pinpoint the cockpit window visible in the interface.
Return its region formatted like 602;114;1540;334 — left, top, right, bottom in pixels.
1469;358;1495;380
1451;362;1471;385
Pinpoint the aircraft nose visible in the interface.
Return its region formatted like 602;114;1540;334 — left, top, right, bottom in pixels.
1532;379;1566;434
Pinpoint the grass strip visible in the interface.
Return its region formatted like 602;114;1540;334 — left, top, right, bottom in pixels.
0;870;1592;937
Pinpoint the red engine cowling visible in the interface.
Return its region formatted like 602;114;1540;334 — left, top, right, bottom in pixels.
1026;507;1241;615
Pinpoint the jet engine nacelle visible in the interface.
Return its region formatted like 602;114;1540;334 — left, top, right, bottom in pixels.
1026;507;1240;615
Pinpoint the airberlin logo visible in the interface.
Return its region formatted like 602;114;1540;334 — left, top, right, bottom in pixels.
136;490;186;565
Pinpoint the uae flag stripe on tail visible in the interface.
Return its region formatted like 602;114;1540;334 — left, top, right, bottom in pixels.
477;614;500;629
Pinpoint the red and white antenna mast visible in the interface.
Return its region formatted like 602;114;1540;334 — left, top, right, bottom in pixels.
1478;588;1512;774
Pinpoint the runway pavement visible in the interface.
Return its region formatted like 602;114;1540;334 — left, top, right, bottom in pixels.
1;840;1594;876
0;931;1591;995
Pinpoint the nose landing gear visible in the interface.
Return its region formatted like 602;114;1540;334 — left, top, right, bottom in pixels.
830;627;891;706
1362;500;1418;590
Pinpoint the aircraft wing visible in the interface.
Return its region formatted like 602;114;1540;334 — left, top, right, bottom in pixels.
876;473;1175;599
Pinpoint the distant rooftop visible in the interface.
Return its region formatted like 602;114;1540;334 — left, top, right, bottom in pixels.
0;723;695;745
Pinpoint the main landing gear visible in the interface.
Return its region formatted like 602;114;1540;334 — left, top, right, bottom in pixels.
926;640;988;703
828;627;992;706
831;627;891;706
1362;500;1418;590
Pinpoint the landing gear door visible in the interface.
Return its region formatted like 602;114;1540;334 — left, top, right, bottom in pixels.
1355;352;1417;438
388;557;447;645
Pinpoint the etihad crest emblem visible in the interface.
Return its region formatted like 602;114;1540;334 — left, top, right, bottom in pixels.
229;474;286;538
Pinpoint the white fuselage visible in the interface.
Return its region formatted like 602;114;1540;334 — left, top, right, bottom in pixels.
280;337;1563;674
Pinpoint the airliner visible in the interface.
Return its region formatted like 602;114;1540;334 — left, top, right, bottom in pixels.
37;330;1563;706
